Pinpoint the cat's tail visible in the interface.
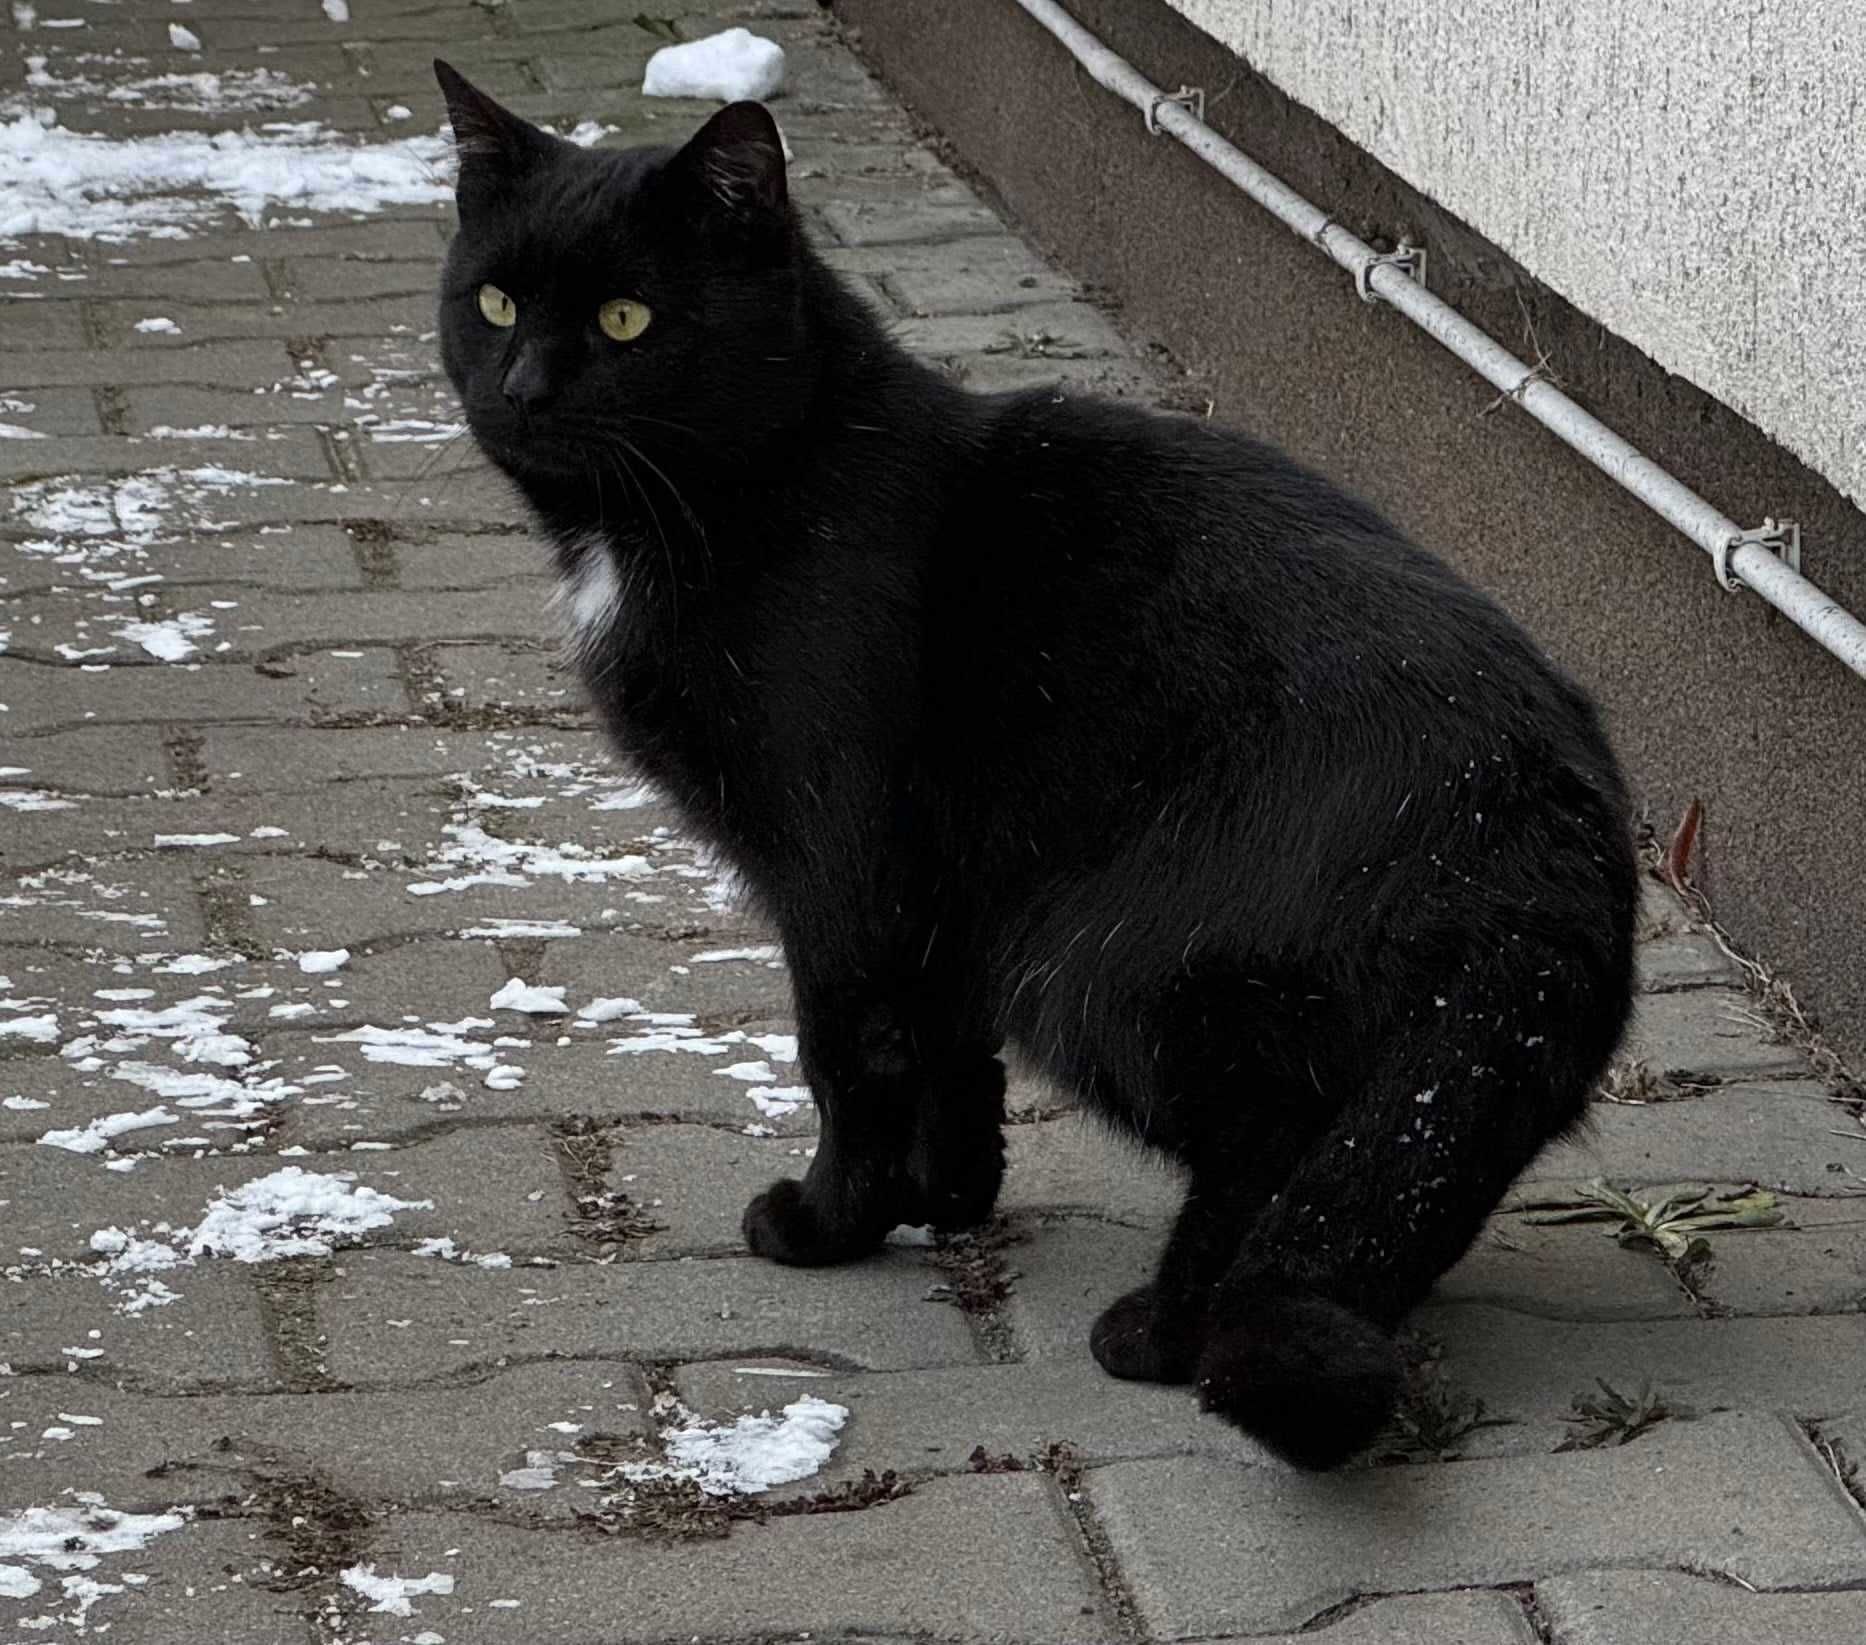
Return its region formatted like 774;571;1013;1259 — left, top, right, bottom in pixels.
1194;950;1630;1469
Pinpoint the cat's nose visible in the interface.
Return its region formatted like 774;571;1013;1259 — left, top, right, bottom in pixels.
500;346;556;415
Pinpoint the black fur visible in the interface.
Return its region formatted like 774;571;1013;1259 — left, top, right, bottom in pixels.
434;69;1639;1470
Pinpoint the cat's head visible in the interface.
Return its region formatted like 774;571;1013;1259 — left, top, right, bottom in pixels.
433;61;810;499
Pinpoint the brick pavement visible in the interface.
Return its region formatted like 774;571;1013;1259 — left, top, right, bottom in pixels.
2;3;1863;1642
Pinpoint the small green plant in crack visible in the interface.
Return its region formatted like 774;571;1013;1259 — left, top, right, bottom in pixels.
1378;1353;1510;1462
1522;1179;1784;1266
1556;1378;1697;1451
632;12;683;42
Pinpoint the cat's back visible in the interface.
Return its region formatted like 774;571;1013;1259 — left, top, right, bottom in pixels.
959;386;1598;735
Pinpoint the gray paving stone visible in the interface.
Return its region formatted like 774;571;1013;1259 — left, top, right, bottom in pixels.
0;723;179;796
0;1361;651;1516
1638;930;1743;989
675;1355;1269;1489
1436;1216;1699;1320
0;859;210;955
0;1519;310;1645
534;930;790;1017
0;1265;275;1388
879;254;1083;317
117;384;345;433
0;647;401;738
103;298;438;350
607;1126;808;1255
6;785;450;888
236;856;706;951
266;1027;808;1150
1537;1570;1866;1645
0;1127;571;1264
1200;1592;1539;1645
894;300;1128;359
202;727;605;790
111;221;445;270
426;643;583;715
1523;1080;1862;1196
173;588;546;658
3;341;299;390
393;535;549;591
1005;1216;1160;1362
19;258;271;304
0;298;91;352
0;384;103;435
1416;1303;1866;1454
276;258;438;303
314;1249;979;1382
1090;1414;1866;1637
1623;989;1812;1080
0;433;334;488
1690;1198;1866;1314
351;1478;1110;1643
947;349;1189;403
817;195;1009;246
1002;1114;1182;1226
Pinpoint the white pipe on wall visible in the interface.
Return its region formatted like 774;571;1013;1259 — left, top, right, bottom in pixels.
1010;0;1866;683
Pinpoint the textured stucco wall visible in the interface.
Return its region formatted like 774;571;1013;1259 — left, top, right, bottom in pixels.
1164;0;1866;511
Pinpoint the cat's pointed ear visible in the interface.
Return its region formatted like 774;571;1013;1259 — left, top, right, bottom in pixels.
434;60;555;208
668;101;789;224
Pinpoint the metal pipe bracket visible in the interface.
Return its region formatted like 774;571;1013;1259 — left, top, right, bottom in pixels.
1145;84;1204;134
1716;518;1801;593
1356;241;1427;303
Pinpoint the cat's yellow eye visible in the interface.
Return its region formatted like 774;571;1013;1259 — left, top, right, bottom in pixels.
598;298;652;343
477;284;517;328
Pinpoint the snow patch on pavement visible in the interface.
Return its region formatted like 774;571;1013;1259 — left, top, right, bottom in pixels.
341;1564;454;1617
186;1166;431;1262
0;113;450;245
642;29;786;101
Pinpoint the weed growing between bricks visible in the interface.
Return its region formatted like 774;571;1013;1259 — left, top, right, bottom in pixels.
1376;1336;1510;1463
925;1215;1023;1359
1518;1179;1786;1315
1557;1378;1699;1451
553;1115;664;1252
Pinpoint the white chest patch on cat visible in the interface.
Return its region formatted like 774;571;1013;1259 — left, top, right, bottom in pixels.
552;535;624;653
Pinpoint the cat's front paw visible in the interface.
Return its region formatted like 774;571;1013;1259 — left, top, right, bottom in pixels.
1090;1285;1200;1384
742;1178;882;1267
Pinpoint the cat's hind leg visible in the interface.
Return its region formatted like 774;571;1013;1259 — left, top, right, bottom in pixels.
1091;1094;1325;1385
1193;963;1625;1468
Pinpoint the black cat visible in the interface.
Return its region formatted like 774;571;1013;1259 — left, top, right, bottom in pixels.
433;64;1638;1469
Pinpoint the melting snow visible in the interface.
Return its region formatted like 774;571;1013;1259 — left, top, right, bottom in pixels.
0;114;450;244
341;1565;455;1618
490;979;566;1015
187;1166;430;1262
39;1105;178;1154
635;1397;846;1497
0;1500;189;1621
